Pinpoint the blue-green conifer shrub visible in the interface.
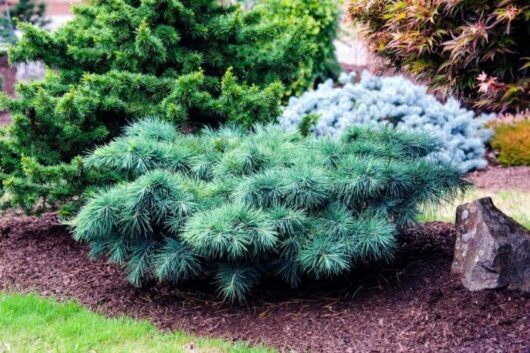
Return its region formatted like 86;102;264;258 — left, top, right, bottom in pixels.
72;118;467;301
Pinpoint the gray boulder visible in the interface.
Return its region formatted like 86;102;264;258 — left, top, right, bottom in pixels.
452;197;530;292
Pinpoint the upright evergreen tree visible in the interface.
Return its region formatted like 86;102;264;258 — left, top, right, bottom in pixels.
253;0;340;95
0;0;338;212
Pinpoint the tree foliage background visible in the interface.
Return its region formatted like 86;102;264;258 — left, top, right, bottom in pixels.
0;0;48;46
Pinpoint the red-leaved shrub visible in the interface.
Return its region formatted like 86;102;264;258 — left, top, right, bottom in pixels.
350;0;530;113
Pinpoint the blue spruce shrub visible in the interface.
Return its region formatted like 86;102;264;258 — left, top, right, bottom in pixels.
72;117;467;302
280;72;494;172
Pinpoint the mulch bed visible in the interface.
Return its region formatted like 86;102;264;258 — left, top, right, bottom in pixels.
466;165;530;192
0;213;528;353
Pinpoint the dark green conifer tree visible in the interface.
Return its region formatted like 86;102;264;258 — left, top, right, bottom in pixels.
253;0;341;94
0;0;339;212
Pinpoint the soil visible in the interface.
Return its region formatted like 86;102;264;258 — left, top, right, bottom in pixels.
0;214;528;353
467;165;530;192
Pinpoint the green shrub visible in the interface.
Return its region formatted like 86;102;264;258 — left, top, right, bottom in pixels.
253;0;341;95
350;0;530;112
491;120;530;166
71;118;467;302
0;0;339;212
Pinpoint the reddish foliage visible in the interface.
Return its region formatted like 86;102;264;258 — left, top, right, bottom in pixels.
350;0;530;113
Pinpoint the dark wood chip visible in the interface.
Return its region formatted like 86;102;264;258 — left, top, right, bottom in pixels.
0;214;529;353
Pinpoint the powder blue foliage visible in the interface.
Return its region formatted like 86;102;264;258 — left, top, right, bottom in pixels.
280;72;494;172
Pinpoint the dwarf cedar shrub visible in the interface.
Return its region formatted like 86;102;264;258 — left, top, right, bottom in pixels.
71;118;467;302
0;0;339;213
253;0;341;95
491;120;530;166
350;0;530;112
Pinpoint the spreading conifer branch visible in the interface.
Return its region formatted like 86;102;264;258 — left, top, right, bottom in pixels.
71;118;468;302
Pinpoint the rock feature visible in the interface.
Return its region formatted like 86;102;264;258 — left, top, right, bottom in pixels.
452;197;530;293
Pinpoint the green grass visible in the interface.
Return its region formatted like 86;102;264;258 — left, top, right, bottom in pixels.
0;293;275;353
421;188;530;229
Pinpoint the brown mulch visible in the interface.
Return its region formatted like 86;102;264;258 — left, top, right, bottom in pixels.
467;165;530;192
0;214;528;353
